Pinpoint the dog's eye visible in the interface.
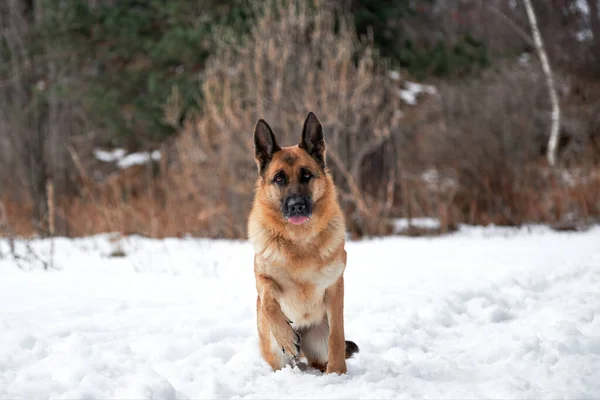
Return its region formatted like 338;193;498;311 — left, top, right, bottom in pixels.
273;174;285;184
301;170;312;180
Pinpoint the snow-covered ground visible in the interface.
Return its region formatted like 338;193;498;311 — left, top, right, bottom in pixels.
1;224;599;399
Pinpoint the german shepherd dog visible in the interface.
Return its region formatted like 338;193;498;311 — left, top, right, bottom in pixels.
247;112;358;374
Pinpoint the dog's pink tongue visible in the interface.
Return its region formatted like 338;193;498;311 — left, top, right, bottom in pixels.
288;216;309;225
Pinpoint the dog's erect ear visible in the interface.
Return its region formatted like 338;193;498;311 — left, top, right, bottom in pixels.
299;112;326;170
254;119;281;175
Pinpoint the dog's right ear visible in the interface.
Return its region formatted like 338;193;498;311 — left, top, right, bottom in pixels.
253;119;281;175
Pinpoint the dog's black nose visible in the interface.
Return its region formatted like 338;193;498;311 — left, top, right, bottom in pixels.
285;196;308;215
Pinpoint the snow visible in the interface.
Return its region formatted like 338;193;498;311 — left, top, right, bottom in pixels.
577;29;593;42
1;225;600;399
94;148;161;169
118;151;161;169
420;169;458;192
388;70;401;81
574;0;595;42
397;81;437;105
93;148;127;163
393;217;441;233
518;52;531;67
576;0;589;15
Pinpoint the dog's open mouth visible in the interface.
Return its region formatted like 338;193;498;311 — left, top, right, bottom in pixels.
287;215;309;225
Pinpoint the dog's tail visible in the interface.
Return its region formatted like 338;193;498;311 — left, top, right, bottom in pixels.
345;340;359;359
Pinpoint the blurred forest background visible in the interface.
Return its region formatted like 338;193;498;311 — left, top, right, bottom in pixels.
1;0;600;240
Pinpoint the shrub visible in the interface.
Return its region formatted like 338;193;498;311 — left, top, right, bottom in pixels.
164;0;404;238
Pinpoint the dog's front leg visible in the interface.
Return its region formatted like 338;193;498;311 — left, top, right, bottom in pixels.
256;274;300;359
325;275;347;374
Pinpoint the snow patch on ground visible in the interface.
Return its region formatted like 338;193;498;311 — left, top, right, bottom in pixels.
397;81;437;105
393;217;441;232
388;70;401;81
1;225;599;399
94;148;161;169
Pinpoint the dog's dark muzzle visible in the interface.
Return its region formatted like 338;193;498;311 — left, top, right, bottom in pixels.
282;195;312;224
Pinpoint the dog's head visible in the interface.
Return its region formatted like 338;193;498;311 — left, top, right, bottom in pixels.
253;112;329;226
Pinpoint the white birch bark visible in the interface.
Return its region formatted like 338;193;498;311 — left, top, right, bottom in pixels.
522;0;561;166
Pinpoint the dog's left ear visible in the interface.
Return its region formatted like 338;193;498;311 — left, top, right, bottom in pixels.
299;112;326;170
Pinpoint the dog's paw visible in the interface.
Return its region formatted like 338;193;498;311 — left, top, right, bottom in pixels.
325;360;347;375
272;319;300;358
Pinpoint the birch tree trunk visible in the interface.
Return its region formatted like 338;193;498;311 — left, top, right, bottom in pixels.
522;0;561;166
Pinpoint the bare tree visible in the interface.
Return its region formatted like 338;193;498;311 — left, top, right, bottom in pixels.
0;0;84;235
587;0;600;61
523;0;561;166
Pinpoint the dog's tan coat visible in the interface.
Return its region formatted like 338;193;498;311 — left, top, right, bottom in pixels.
248;117;353;374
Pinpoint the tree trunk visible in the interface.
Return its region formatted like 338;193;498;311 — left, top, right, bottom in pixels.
587;0;600;64
522;0;561;166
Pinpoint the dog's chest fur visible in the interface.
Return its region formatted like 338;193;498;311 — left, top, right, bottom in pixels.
250;207;347;328
257;245;346;328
